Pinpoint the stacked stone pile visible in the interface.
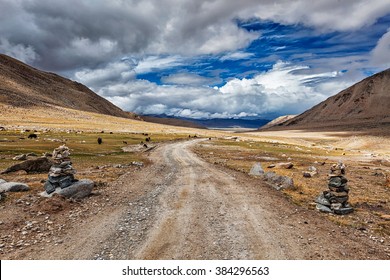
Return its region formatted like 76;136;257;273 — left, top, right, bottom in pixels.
44;145;77;194
41;145;94;199
315;162;353;215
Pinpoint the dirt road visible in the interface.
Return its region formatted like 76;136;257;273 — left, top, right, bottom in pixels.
7;139;388;259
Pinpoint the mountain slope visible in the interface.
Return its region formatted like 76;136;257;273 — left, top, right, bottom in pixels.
0;54;129;118
260;115;296;129
281;68;390;129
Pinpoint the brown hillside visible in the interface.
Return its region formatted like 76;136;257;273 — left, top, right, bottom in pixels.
281;68;390;129
260;115;296;129
0;54;129;118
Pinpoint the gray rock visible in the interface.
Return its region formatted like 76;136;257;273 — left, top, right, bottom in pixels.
0;182;29;192
323;191;332;199
329;195;349;204
328;176;342;187
59;176;76;189
43;180;56;194
333;207;354;215
315;193;331;206
276;162;294;169
330;203;343;210
329;185;349;193
0;179;6;184
263;172;294;190
316;203;333;213
249;162;264;176
328;176;348;188
47;175;62;183
44;175;76;193
303;171;317;178
13;154;27;161
59;161;72;167
1;157;53;174
131;161;144;167
49;166;63;176
44;179;94;199
308;166;317;172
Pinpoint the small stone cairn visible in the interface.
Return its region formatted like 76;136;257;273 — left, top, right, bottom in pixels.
315;162;353;215
44;145;77;194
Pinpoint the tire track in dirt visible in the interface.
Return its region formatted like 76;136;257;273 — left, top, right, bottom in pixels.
29;139;389;259
111;139;383;259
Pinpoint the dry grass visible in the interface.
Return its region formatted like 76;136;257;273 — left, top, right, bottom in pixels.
2;102;390;236
0;127;195;198
0;103;226;137
194;136;390;237
0;103;231;209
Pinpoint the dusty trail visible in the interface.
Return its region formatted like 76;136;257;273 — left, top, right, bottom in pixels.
131;140;302;259
26;139;387;259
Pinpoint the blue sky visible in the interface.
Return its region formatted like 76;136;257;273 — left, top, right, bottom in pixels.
1;0;390;119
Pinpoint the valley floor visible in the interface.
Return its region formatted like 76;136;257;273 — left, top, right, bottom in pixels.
1;105;389;259
1;139;389;259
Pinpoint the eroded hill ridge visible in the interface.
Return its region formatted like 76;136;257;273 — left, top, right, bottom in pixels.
0;54;129;118
274;68;390;129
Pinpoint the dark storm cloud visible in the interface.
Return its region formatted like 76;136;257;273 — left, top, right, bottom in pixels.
0;0;260;71
1;0;162;70
2;0;390;71
1;0;390;118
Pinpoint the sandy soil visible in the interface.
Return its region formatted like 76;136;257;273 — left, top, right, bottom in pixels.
242;130;390;159
2;139;388;260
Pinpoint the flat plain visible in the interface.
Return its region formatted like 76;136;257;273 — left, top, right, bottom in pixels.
1;104;389;259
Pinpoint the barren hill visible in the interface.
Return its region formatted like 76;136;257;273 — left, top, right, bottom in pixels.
0;54;129;118
280;68;390;130
260;115;296;129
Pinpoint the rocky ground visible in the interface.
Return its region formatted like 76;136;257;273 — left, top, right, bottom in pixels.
1;139;389;259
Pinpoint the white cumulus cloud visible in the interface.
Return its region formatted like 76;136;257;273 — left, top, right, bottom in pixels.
90;60;352;119
371;28;390;68
161;72;221;86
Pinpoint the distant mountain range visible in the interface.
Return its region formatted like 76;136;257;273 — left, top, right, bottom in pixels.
0;54;130;119
142;114;271;129
141;115;207;129
2;54;388;132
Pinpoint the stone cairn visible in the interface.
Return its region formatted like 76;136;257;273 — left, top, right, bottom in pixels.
315;161;353;215
44;145;77;194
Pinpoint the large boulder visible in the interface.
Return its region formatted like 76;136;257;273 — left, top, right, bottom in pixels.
58;179;94;199
0;181;30;192
1;157;53;174
249;162;265;176
263;172;294;191
41;179;94;199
